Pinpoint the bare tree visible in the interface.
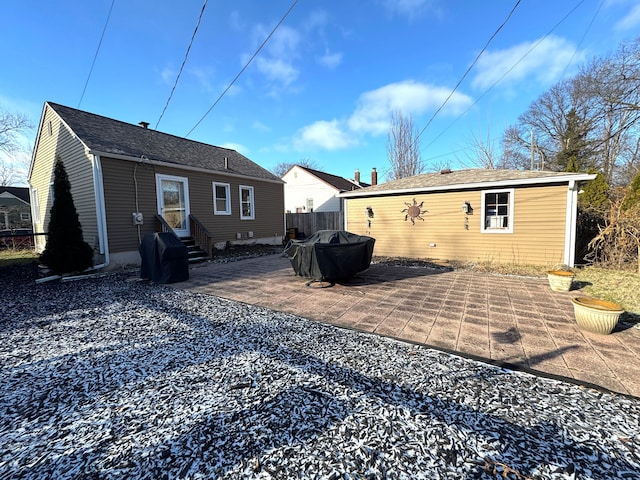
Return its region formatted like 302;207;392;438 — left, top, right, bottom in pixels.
461;125;505;169
386;110;423;180
0;108;33;185
271;157;319;178
501;38;640;183
580;38;640;185
500;125;532;170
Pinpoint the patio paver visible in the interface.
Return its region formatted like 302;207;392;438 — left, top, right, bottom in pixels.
172;254;640;397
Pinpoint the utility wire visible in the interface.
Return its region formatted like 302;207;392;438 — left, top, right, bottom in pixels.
78;0;115;108
422;0;586;155
156;0;208;130
185;0;300;138
412;0;521;148
558;0;603;81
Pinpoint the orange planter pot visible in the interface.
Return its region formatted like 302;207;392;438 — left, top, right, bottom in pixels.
571;297;624;335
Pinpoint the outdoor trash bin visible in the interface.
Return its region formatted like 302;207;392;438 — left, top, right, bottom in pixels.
284;229;375;281
140;232;189;284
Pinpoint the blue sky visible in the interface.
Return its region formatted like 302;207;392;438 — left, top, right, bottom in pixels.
2;0;639;185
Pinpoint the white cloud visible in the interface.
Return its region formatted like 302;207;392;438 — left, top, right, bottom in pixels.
249;25;301;88
615;4;640;30
294;120;357;151
220;142;249;155
229;10;242;31
188;66;217;92
289;79;472;152
255;57;299;86
472;35;586;91
348;80;472;135
252;120;271;132
159;66;176;85
318;49;343;69
382;0;441;20
304;9;329;31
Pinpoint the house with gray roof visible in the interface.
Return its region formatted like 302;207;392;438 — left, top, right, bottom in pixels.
28;102;284;268
0;186;31;230
339;168;596;267
282;165;373;213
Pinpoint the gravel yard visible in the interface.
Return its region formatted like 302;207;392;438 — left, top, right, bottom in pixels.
1;266;639;479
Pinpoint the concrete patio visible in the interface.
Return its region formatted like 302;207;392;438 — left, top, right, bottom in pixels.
172;254;640;397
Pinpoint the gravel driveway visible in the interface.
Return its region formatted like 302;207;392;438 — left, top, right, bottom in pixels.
1;266;639;479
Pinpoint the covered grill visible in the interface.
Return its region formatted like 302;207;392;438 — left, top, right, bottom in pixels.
284;230;375;282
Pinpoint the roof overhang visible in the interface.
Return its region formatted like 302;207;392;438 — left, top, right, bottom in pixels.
338;173;597;198
89;149;285;185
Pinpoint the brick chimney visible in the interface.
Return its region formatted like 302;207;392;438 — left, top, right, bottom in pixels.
354;169;360;184
371;167;377;186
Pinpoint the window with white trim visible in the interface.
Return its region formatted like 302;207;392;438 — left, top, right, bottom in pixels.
306;198;313;212
212;182;231;215
481;189;514;233
239;185;254;220
21;212;31;221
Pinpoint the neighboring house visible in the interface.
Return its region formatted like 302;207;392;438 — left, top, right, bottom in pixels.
29;102;284;268
282;165;375;213
0;186;31;230
339;168;596;267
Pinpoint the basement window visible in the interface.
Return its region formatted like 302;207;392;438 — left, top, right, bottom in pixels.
481;189;514;234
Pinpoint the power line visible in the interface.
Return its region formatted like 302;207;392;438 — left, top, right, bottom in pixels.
558;0;603;81
78;0;116;108
185;0;300;138
412;0;522;148
155;0;208;130
422;0;586;156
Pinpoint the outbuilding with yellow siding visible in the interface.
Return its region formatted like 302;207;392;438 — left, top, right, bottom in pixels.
339;169;595;267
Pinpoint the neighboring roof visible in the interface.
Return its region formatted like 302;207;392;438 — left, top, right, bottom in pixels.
288;165;369;191
45;102;281;183
339;169;596;198
0;186;30;204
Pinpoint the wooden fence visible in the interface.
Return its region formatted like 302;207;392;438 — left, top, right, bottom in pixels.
286;211;344;238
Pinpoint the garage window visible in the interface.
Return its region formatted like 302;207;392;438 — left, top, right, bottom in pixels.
481;189;514;233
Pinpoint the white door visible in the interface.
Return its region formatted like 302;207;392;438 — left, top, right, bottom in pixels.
156;174;190;237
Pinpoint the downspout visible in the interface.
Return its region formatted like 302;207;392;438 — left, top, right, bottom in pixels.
342;196;348;230
91;154;110;269
563;180;578;267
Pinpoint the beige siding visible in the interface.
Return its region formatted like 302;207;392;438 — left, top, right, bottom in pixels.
101;158;285;253
28;105;98;251
345;185;568;266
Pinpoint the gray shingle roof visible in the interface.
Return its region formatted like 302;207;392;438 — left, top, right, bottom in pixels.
295;166;368;191
48;102;281;182
0;186;30;203
340;168;594;197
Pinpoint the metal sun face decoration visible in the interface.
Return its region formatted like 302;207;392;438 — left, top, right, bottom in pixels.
402;198;427;224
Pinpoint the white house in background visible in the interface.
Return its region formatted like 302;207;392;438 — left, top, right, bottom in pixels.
282;165;376;213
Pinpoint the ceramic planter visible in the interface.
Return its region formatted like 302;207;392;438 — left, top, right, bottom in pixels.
547;270;575;292
571;297;624;335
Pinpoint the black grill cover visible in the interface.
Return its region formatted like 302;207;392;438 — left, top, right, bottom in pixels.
140;232;189;284
284;230;375;281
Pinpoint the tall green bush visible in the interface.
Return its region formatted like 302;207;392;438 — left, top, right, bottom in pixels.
40;157;94;274
621;171;640;212
579;170;610;214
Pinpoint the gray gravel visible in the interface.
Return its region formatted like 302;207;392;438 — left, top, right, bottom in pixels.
1;271;639;479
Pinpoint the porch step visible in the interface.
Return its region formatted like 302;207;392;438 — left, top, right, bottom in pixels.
180;237;209;264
